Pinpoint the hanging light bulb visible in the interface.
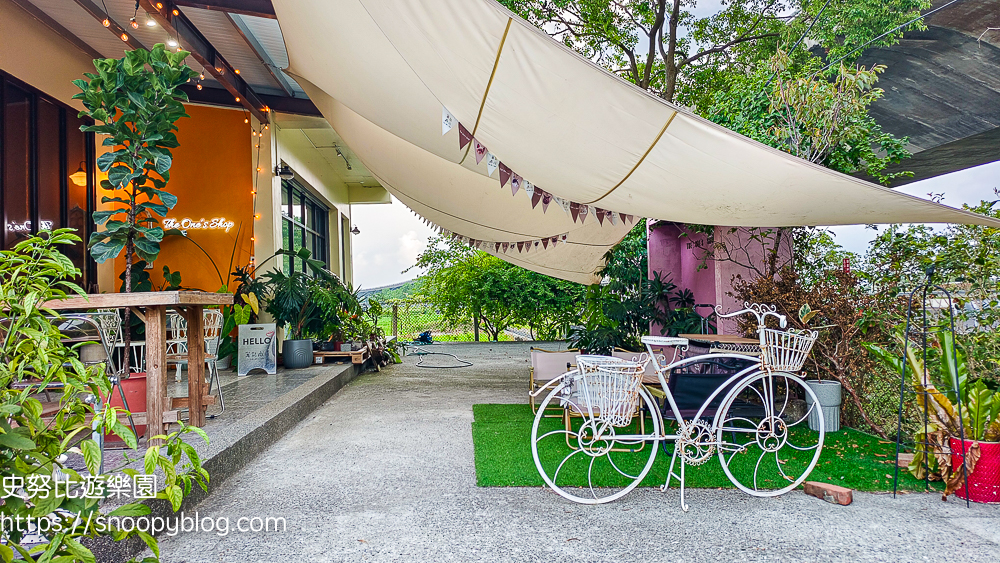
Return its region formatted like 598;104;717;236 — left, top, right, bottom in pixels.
129;17;139;29
244;118;249;124
156;2;163;8
235;96;240;102
234;69;240;75
172;9;179;15
120;32;129;42
167;38;178;47
102;18;111;27
196;83;202;90
199;73;205;80
264;125;269;130
145;13;156;26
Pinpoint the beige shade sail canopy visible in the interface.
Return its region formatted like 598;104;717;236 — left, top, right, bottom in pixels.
274;0;1000;283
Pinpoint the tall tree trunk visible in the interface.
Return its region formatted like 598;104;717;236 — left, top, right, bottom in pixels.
662;0;682;102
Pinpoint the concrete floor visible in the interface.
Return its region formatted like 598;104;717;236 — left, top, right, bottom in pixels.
155;342;1000;562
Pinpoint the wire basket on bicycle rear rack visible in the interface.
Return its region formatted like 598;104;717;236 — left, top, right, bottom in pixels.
575;357;645;427
760;328;819;372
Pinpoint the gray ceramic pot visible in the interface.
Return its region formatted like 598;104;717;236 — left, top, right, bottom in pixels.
282;339;314;369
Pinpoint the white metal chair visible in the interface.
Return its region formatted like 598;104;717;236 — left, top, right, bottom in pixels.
166;309;226;416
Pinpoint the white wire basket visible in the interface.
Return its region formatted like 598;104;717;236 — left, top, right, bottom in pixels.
760;328;819;372
574;356;645;427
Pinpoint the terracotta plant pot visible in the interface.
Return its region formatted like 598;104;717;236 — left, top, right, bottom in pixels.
103;372;147;442
950;437;1000;504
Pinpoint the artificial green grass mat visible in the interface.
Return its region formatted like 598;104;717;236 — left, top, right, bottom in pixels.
472;403;936;492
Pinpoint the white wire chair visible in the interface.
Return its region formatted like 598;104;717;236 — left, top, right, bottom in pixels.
166;309;226;416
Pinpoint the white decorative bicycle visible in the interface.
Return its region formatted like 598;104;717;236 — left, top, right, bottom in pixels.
530;304;824;510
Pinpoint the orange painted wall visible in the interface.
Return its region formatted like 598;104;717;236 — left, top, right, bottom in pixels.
113;104;253;292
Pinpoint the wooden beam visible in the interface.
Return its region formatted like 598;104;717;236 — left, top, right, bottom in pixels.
141;0;269;123
172;0;275;18
226;13;295;96
181;84;322;116
9;0;104;60
72;0;150;52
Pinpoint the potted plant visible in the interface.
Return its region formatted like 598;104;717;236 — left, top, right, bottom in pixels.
261;248;351;368
867;332;1000;502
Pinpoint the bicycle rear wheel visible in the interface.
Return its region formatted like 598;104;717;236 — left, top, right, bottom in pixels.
715;371;824;496
531;383;661;504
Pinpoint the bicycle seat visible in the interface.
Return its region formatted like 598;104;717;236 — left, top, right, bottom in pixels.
641;336;688;347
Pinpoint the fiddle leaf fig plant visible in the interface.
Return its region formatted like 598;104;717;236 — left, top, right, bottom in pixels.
73;44;197;293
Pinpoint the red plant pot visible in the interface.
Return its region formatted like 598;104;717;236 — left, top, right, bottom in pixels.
103;373;147;443
950;437;1000;504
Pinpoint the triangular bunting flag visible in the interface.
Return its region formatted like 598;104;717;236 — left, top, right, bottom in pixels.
494;242;501;252
555;197;571;215
501;242;509;253
542;238;549;249
442;107;456;135
524;182;534;198
541;192;552;213
510;173;522;196
459;123;473;150
551;236;559;247
474;139;488;164
624;214;634;224
596;208;606;225
486;153;499;177
579;205;589;224
517;241;525;253
531;190;542;209
561;233;568;241
570;202;580;223
498;163;511;187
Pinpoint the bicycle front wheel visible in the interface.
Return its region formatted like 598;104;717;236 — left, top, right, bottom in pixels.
531;383;660;504
715;371;824;496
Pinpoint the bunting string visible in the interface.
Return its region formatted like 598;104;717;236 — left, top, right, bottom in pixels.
443;106;635;227
409;206;569;255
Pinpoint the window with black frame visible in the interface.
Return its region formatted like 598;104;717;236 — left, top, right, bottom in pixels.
1;70;96;288
281;179;329;274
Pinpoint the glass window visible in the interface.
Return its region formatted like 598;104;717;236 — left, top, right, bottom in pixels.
2;72;94;286
280;179;330;274
4;81;31;248
37;98;62;234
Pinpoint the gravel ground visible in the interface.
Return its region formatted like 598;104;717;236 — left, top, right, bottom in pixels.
155;342;999;563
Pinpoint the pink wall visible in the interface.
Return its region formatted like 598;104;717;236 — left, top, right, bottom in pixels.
647;222;792;335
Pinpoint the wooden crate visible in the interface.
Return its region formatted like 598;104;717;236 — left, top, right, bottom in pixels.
313;345;369;365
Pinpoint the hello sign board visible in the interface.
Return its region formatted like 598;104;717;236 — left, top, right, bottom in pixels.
237;323;277;376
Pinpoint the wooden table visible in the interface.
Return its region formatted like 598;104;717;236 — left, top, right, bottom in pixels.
44;291;233;435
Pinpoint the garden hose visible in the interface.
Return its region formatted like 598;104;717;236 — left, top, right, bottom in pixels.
407;349;473;369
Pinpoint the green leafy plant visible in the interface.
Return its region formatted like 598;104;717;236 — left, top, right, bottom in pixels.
866;332;1000;498
74;45;197;289
0;230;208;562
260;248;356;341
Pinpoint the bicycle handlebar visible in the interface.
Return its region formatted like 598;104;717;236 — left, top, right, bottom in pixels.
715;303;787;328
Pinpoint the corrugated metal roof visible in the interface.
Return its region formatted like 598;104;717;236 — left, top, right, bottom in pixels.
183;7;284;95
231;13;305;96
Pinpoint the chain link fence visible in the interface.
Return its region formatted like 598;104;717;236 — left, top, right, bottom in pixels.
377;300;524;342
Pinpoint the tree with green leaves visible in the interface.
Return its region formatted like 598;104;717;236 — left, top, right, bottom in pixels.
74;44;197;292
412;236;584;340
499;0;929;109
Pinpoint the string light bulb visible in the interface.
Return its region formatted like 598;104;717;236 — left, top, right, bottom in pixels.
129;17;139;29
156;2;163;8
264;125;269;130
145;13;156;26
102;18;111;27
199;73;205;80
172;9;179;15
120;33;129;42
234;69;240;74
254;214;261;220
235;96;240;102
244;118;249;124
196;83;202;90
